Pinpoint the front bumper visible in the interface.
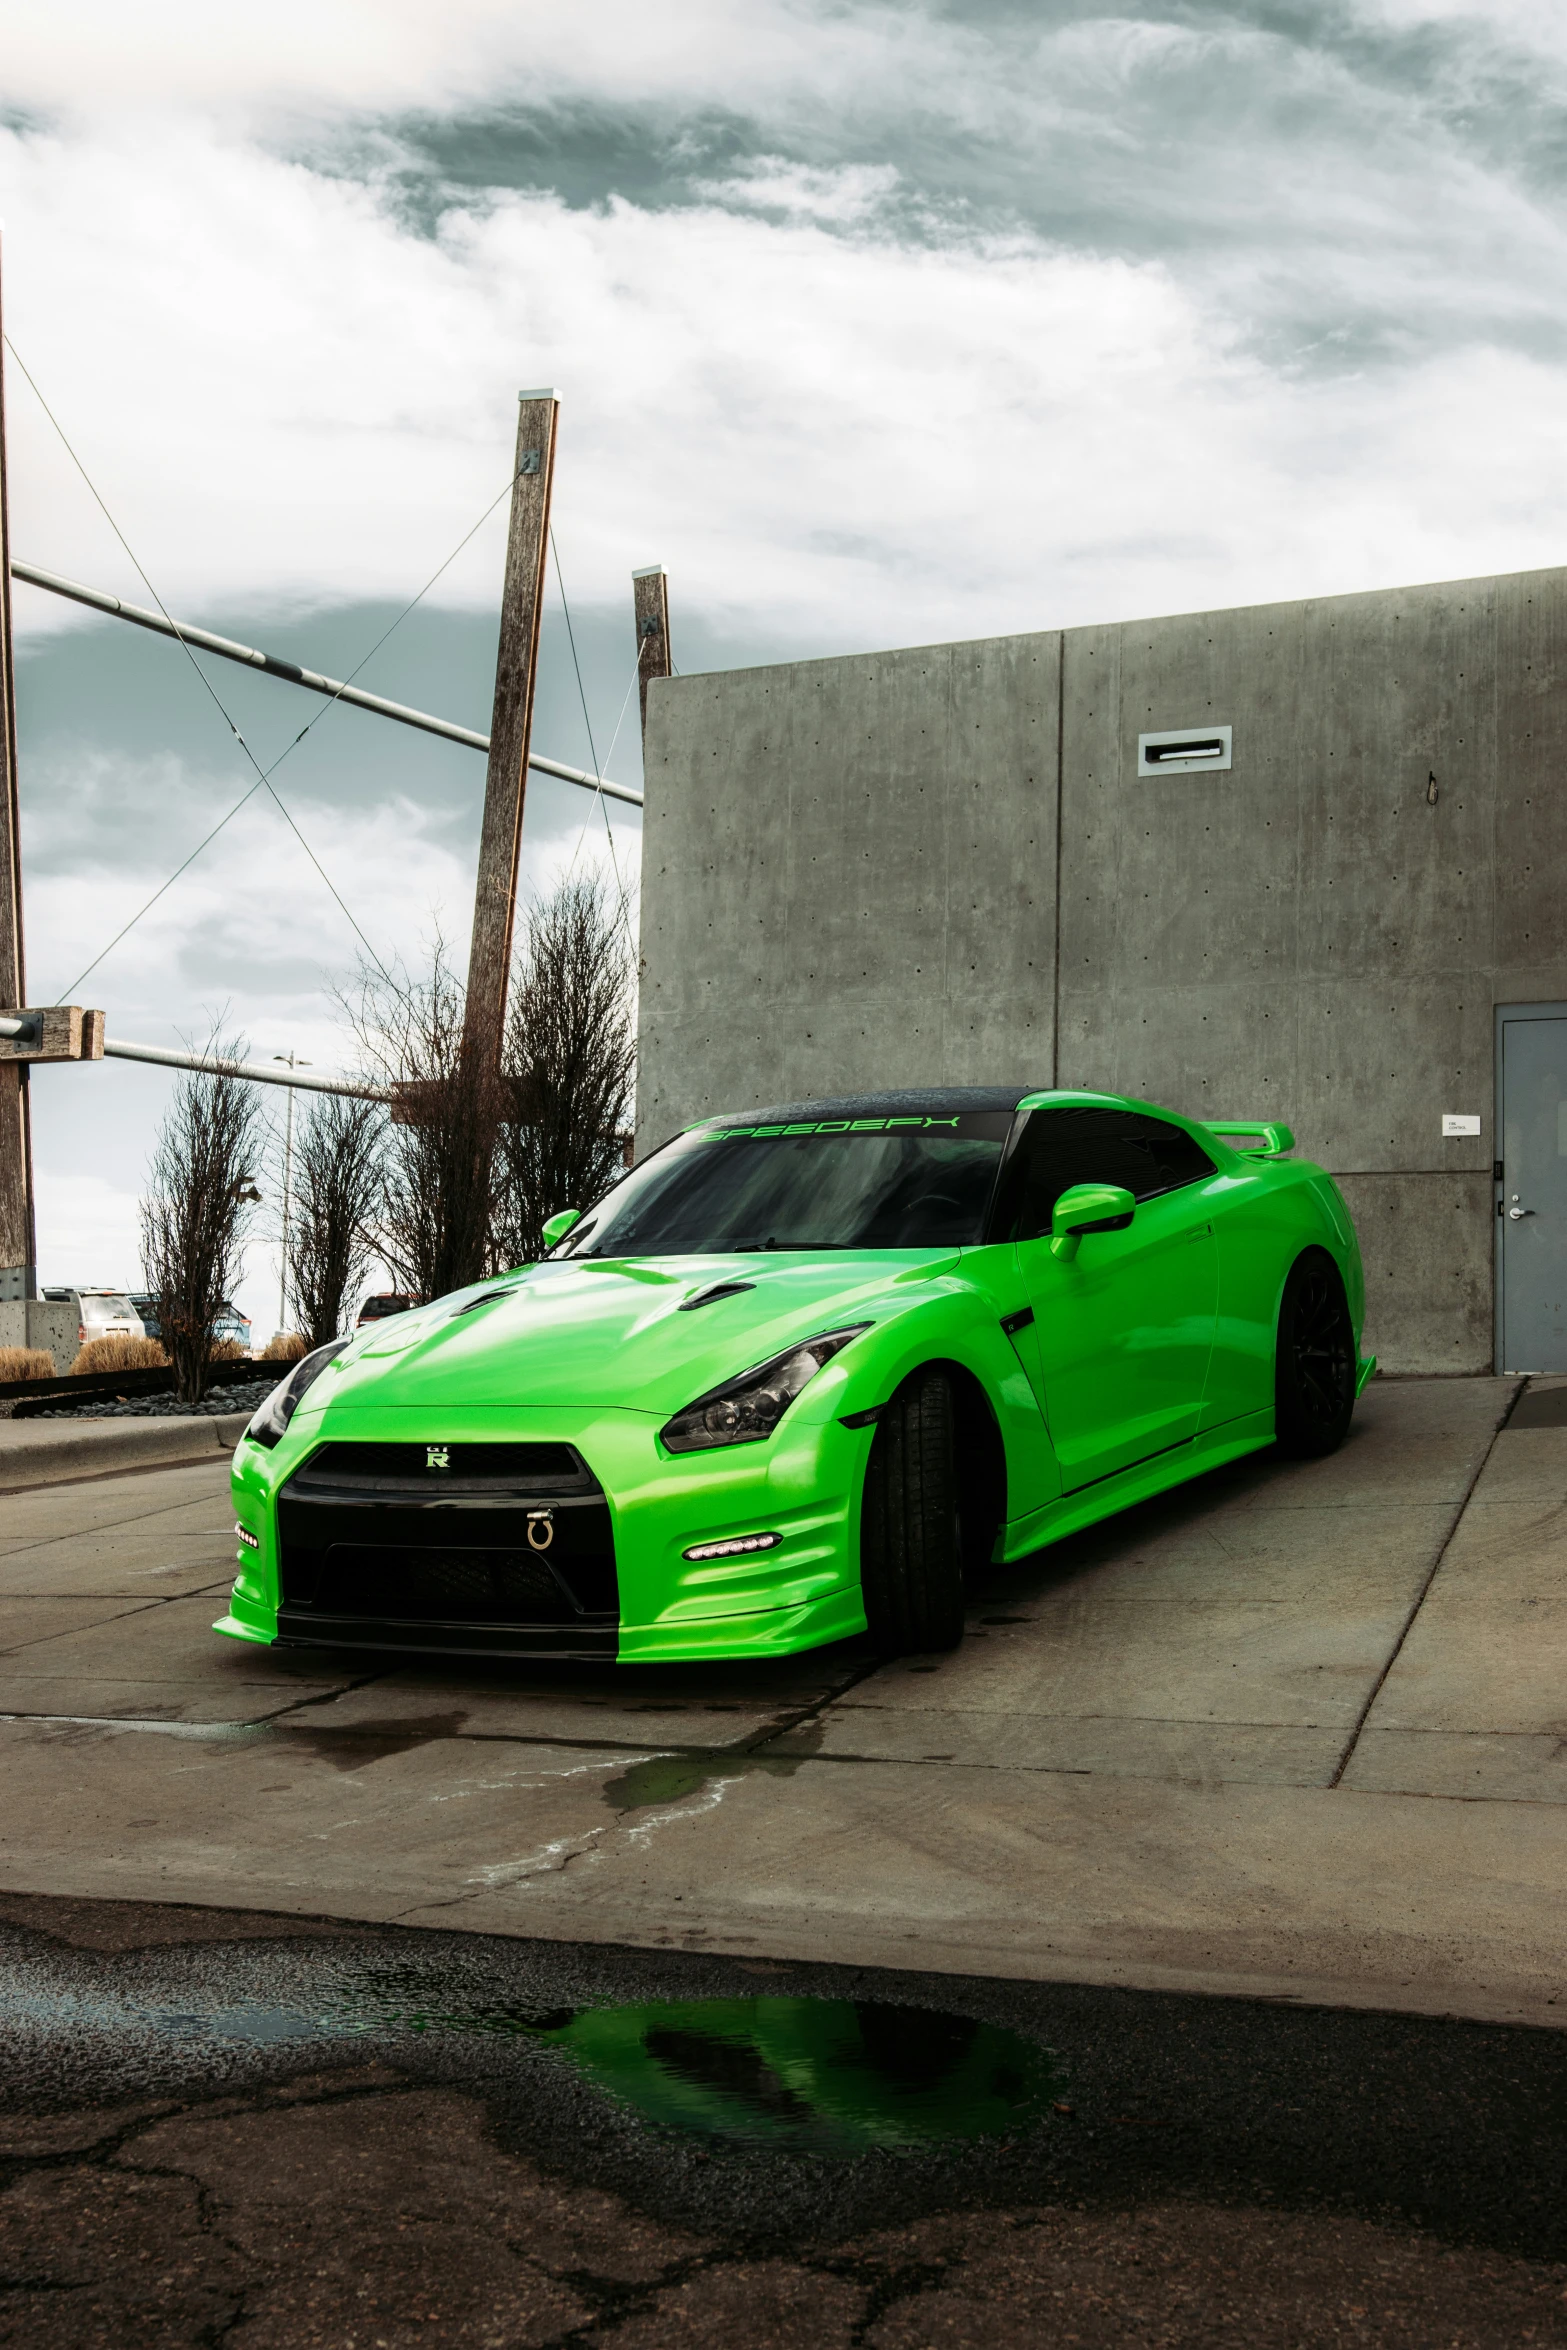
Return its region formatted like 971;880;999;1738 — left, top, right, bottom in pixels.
221;1401;872;1665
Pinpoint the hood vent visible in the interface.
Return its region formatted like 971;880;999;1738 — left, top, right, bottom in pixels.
679;1280;757;1312
450;1285;524;1317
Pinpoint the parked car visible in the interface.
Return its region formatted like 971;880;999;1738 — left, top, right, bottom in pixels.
212;1301;253;1356
127;1296;252;1354
222;1084;1371;1668
355;1293;420;1328
44;1288;145;1345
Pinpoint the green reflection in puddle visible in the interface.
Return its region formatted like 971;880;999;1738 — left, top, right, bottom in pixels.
374;1992;1061;2154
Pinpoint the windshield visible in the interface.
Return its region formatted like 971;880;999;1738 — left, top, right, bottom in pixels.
556;1111;1014;1258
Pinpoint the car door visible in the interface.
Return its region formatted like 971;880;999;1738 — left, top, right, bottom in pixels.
1000;1106;1220;1491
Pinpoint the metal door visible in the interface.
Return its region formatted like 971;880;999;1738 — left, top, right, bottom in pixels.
1497;1005;1567;1371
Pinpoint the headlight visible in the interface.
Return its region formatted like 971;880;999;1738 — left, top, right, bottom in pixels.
245;1338;349;1450
661;1326;869;1454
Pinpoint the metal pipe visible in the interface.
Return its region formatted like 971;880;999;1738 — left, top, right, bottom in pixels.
9;560;644;809
103;1036;389;1102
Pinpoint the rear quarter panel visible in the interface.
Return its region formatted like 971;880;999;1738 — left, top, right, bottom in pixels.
1202;1156;1366;1431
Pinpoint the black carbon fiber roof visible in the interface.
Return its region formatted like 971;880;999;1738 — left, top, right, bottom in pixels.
703;1086;1044;1128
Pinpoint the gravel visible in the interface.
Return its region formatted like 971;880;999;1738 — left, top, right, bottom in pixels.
28;1378;276;1421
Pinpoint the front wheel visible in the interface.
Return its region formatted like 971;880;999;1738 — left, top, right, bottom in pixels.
1274;1249;1356;1457
860;1368;966;1654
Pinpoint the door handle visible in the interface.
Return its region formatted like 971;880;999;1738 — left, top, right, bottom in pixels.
1508;1206;1535;1220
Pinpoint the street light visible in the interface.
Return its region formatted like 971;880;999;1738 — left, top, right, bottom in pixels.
274;1053;312;1337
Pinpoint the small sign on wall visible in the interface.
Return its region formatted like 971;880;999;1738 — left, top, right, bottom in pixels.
1442;1113;1481;1137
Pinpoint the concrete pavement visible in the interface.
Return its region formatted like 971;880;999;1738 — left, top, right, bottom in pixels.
0;1376;1563;2028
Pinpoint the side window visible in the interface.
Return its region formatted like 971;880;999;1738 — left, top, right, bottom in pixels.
998;1108;1215;1242
1122;1112;1217;1195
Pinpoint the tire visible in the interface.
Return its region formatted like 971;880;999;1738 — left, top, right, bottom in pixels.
1274;1249;1356;1457
860;1367;966;1653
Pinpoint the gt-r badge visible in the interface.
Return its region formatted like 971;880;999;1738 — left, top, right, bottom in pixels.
425;1446;451;1472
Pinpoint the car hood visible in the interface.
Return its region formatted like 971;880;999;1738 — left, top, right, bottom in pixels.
306;1251;962;1418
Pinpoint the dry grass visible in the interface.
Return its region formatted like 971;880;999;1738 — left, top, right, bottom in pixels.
208;1337;249;1362
70;1335;170;1376
0;1347;57;1384
259;1332;309;1364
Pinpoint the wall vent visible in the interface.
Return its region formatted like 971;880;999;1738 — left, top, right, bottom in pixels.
1138;725;1232;777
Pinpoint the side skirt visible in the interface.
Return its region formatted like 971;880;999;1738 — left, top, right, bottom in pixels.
997;1407;1276;1564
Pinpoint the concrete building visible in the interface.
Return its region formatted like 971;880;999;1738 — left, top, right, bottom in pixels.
637;564;1567;1375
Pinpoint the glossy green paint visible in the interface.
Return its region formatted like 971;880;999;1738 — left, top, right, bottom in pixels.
219;1090;1369;1664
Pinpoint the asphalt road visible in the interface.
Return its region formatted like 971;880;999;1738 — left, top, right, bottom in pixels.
1;1889;1565;2349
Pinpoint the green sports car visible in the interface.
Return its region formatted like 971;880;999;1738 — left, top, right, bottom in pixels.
220;1087;1373;1664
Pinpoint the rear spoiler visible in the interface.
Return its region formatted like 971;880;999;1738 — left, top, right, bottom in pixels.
1204;1120;1295;1157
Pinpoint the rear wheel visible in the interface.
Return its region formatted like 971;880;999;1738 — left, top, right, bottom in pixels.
860;1367;966;1654
1275;1250;1356;1457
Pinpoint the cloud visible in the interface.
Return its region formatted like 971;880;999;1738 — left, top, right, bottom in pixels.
7;106;1567;665
694;159;903;223
18;727;634;1015
0;0;964;121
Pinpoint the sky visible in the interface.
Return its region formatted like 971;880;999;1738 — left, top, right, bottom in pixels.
3;0;1565;1333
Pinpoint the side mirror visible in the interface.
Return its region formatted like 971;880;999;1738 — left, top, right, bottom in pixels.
541;1208;582;1251
1050;1183;1135;1263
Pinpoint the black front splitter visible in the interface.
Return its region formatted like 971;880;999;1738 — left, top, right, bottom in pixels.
272;1609;617;1661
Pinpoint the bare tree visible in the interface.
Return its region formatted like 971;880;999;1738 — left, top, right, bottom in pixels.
347;936;502;1302
139;1048;261;1405
286;1093;385;1347
495;879;636;1264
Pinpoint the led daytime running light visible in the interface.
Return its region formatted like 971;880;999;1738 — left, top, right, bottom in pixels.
683;1532;783;1561
234;1524;260;1551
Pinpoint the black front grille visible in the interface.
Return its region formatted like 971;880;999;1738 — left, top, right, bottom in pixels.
315;1544;577;1623
276;1440;618;1658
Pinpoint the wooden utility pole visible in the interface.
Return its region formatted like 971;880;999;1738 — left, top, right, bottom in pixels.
0;229;36;1319
632;565;672;737
463;389;559;1073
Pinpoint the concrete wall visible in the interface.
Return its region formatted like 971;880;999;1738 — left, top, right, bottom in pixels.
638;564;1567;1372
637;634;1059;1134
0;1298;74;1373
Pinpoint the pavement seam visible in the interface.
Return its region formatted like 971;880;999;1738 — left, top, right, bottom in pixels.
0;1487;242;1562
253;1669;394;1725
1326;1381;1526;1790
738;1653;886;1759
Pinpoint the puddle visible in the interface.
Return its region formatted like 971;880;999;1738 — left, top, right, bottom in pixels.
0;1958;1060;2155
515;1995;1062;2152
599;1742;815;1814
342;1988;1061;2153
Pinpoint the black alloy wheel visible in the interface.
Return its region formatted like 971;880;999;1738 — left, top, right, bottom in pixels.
1274;1249;1357;1457
860;1367;966;1654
